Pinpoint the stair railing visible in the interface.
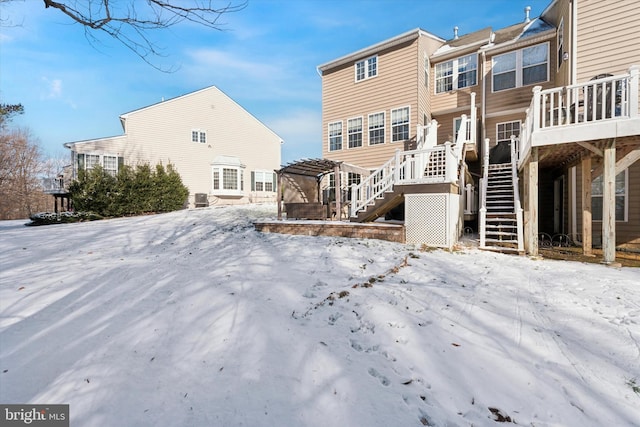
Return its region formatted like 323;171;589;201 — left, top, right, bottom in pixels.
479;138;490;248
510;135;525;252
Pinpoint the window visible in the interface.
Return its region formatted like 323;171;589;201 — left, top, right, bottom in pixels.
328;121;343;151
211;156;244;196
492;42;549;91
435;53;477;93
85;154;100;170
592;170;627;222
496;121;521;144
223;168;238;190
368;112;385;145
76;153;121;176
391;107;410;142
252;171;275;192
347;172;361;187
557;18;564;70
103;155;117;176
192;129;206;143
355;56;377;81
347;117;363;149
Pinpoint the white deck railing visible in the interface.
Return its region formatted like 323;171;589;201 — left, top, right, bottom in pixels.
350;116;469;218
41;177;67;194
519;66;640;165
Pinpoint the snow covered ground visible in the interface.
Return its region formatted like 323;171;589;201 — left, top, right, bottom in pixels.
1;204;639;427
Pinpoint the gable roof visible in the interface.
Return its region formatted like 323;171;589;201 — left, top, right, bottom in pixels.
317;28;445;74
118;85;283;143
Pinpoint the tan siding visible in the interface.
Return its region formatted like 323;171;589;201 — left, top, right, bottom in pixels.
577;0;640;81
485;40;558;115
485;113;525;149
322;39;421;169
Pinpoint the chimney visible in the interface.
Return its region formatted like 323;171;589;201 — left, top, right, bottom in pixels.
453;26;459;40
524;6;531;23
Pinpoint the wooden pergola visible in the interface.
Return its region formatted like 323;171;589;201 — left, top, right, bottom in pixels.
276;159;369;221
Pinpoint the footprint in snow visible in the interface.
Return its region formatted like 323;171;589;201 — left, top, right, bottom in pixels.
368;368;390;386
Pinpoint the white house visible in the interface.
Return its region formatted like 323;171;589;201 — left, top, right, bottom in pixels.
64;86;283;207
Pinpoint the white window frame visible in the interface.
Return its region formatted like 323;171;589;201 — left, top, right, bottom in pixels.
192;129;206;143
355;55;378;82
252;170;276;192
492;42;549;92
435;53;477;94
328;121;343;151
391;106;410;142
496;121;521;144
592;169;628;222
76;152;120;176
368;111;385;145
347;117;363;149
211;162;244;196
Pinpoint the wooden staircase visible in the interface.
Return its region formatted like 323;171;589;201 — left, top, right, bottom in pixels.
482;163;522;252
350;189;403;223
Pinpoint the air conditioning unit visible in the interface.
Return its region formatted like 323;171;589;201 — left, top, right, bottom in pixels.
194;193;209;208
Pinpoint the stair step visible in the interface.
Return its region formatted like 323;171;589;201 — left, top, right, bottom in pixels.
486;224;517;229
486;231;518;237
485;238;519;244
480;245;522;253
486;217;517;221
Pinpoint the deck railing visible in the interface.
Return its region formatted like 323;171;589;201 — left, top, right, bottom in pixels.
41;177;68;194
519;66;640;165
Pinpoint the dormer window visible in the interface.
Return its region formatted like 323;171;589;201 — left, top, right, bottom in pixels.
355;56;377;82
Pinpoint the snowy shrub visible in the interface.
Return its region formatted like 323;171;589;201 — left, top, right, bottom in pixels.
27;211;102;226
69;163;189;217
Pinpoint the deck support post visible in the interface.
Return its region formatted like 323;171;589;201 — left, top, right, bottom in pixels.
523;147;539;256
334;164;342;221
277;173;283;220
580;155;592;255
602;139;616;263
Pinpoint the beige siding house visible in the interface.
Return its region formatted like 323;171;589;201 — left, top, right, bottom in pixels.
64;86;283;208
317;0;640;259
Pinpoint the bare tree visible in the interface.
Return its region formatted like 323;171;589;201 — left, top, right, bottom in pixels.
0;128;49;219
37;0;247;70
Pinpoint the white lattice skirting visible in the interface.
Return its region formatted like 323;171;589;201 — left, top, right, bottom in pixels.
405;193;460;248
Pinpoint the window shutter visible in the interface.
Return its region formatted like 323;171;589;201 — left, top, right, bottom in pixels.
77;153;85;171
272;173;277;192
117;156;124;170
251;171;255;191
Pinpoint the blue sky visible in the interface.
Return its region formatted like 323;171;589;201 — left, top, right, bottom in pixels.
0;0;550;165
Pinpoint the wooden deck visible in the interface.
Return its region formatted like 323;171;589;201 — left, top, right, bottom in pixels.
254;220;405;243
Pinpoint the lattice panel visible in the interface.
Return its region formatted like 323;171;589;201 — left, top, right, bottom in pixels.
405;194;449;247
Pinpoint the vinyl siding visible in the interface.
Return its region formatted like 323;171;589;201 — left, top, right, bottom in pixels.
576;0;640;81
68;87;281;206
484;40;557;115
321;39;420;169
